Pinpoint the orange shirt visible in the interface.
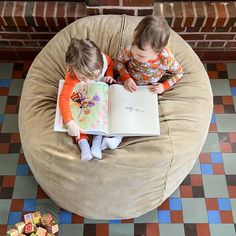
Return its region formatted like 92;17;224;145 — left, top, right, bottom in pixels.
59;54;114;123
117;46;183;91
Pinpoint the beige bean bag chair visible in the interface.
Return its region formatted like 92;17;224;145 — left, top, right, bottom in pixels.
19;15;213;219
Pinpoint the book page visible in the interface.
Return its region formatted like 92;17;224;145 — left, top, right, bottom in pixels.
54;80;67;132
109;85;160;136
54;80;109;135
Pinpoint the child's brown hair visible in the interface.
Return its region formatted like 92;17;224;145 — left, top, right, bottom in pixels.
66;38;103;79
132;16;170;52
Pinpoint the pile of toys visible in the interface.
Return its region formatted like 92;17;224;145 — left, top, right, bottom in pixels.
6;211;59;236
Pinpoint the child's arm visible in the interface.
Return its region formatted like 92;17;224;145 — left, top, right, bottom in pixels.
105;55;114;77
104;55;116;84
116;47;137;92
116;47;132;81
59;72;82;137
160;48;183;92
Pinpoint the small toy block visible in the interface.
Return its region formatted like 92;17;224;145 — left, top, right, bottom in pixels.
6;229;18;236
15;221;25;233
29;234;37;236
35;227;47;236
24;213;33;224
41;213;52;226
32;211;42;225
46;221;59;234
24;223;34;234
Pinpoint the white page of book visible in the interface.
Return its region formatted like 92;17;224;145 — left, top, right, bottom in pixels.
54;80;67;132
108;84;160;136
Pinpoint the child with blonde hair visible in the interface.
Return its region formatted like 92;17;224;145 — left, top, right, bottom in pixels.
59;38;118;162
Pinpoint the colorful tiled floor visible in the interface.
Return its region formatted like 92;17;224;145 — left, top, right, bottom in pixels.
0;62;236;236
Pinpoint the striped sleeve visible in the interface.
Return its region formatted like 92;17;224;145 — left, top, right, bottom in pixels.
116;47;132;81
160;48;183;91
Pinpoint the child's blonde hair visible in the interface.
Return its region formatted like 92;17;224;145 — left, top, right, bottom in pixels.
66;38;103;79
133;16;170;52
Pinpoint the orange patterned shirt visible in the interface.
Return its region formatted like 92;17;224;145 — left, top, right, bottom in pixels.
117;46;183;91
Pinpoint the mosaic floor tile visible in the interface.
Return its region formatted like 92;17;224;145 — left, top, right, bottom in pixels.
203;175;228;198
170;187;181;197
8;79;24;96
202;133;221;152
12;176;38;199
0;155;18;175
134;209;158;223
189;158;201;174
0;199;11;224
233;96;236;106
216;114;236;132
222;153;236;174
159;224;185;236
210;80;231;95
109;224;134;236
226;63;236;79
1;61;236;235
182;199;208;223
1;114;19;133
58;224;84;236
0;63;14;79
7;211;22;225
0;96;7;113
158;210;171;223
230;199;236;223
210;224;236;236
0;79;11;88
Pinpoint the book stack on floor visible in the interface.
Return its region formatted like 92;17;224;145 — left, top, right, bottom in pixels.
6;211;59;236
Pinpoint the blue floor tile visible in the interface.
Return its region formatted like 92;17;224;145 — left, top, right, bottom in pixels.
169;198;182;210
59;210;72;224
158;210;171;223
208;210;221;223
218;198;231;210
23;199;37;211
7;212;22;225
201;164;213;174
211;153;223;163
16;164;30;176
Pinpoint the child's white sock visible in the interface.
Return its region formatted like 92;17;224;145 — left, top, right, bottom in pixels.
101;136;123;150
91;135;103;159
78;139;93;162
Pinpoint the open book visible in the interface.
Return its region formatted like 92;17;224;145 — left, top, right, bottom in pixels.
54;80;160;136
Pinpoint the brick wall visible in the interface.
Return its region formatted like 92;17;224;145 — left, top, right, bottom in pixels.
0;1;236;61
154;2;236;61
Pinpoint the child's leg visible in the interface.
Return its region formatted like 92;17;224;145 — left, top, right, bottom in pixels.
77;134;93;162
91;135;103;159
101;136;123;150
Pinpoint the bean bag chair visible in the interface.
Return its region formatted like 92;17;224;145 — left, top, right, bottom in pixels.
19;15;213;219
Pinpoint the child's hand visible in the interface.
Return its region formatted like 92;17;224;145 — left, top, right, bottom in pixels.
149;83;165;94
66;120;83;138
124;77;137;92
104;76;116;84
